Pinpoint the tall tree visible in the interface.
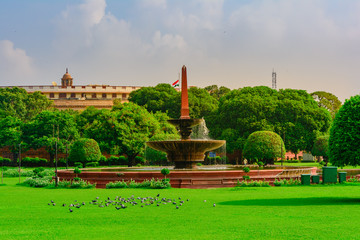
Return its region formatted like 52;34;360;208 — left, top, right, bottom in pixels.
128;84;180;118
206;86;332;160
329;95;360;167
311;91;342;119
204;85;230;100
0;87;53;121
188;87;218;118
23;110;79;163
0;116;23;161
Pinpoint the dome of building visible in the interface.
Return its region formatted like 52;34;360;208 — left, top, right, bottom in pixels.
62;68;73;80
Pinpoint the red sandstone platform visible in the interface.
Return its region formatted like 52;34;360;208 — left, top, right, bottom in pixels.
58;167;318;189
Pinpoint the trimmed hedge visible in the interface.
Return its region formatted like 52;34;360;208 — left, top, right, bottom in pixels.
69;138;101;166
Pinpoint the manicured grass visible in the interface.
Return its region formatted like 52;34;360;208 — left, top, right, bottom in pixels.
1;178;360;239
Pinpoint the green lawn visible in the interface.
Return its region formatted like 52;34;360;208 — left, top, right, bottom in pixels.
1;177;360;240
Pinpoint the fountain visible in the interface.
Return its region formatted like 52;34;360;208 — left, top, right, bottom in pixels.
146;66;226;169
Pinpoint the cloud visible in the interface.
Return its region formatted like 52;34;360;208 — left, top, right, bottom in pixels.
0;40;35;84
140;0;167;9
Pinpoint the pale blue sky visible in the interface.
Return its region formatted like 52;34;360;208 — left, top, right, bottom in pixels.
0;0;359;102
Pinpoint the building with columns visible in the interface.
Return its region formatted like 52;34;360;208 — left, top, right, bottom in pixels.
1;69;141;110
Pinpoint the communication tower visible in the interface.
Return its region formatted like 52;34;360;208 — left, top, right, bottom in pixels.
272;69;277;90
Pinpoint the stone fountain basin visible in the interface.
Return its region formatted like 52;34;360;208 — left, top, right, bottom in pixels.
146;139;226;162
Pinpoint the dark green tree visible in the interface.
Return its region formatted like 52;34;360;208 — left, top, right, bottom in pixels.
243;131;285;165
0;116;23;161
329;96;360;167
311;91;342;119
128;84;180;118
22;110;79;163
312;135;329;165
0;87;53;121
188;87;218;118
68;138;101;166
204;85;230;100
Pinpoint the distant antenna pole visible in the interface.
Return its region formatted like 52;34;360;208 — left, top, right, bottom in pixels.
272;69;277;90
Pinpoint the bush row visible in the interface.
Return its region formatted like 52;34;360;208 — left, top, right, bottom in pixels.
106;178;171;189
236;180;271;187
23;177;95;188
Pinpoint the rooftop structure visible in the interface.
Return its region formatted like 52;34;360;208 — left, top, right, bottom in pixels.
0;69;141;110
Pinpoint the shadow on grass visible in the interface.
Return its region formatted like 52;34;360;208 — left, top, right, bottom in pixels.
219;197;360;206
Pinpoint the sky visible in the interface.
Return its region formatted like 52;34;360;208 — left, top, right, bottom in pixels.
0;0;359;102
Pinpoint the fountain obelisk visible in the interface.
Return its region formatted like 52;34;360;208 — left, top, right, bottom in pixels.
180;65;190;119
146;65;225;169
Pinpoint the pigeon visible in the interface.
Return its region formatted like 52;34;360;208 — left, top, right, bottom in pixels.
52;203;56;206
204;200;206;202
176;206;179;209
187;199;189;202
157;194;160;197
51;200;54;203
115;207;121;210
213;203;216;207
48;203;50;206
69;209;73;213
62;204;66;207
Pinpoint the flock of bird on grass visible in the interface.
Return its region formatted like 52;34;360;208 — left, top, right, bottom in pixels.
48;194;216;212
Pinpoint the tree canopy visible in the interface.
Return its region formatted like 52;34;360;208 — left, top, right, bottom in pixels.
22;110;79;162
68;138;101;165
0;87;53;121
329;95;360;167
204;85;230;100
206;86;332;158
311;91;342;119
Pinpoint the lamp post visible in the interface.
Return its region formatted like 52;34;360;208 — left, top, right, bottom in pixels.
18;143;21;183
55;139;58;187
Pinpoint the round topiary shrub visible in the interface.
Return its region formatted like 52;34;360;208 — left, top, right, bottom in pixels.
243;131;285;165
329;96;360;167
69;138;101;166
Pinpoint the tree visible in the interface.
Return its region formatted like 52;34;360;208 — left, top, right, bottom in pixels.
0;116;23;161
312;135;329;165
0;87;53;121
23;110;79;164
82;102;163;167
206;86;332;161
68;138;101;166
243;131;285;165
188;87;218;118
128;84;180;118
329;96;360;167
204;85;230;100
311;91;342;119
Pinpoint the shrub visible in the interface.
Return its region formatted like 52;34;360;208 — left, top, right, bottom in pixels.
196;163;203;166
69;138;101;166
99;155;108;165
118;156;128;165
108;156;119;165
243;131;285;165
237;180;270;187
347;177;360;183
135;156;145;165
23;176;52;188
0;157;12;166
74;167;81;175
21;157;48;167
243;167;250;173
329;95;360;167
74;162;83;168
273;178;301;186
161;168;170;178
106;180;128;189
243;175;250;180
85;162;99;168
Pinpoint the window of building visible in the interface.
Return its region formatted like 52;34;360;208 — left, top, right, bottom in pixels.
112;93;117;98
122;93;127;99
92;93;97;98
82;86;86;89
50;93;54;98
102;93;107;98
102;86;106;89
92;86;96;89
59;93;66;98
29;86;33;89
81;93;86;98
39;86;43;89
70;93;76;98
112;86;116;89
50;86;54;89
122;86;126;89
